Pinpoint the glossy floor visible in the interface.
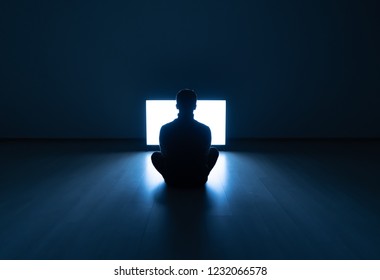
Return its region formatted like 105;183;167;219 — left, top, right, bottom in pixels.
0;140;379;259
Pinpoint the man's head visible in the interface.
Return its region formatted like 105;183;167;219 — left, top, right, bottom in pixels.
176;89;197;112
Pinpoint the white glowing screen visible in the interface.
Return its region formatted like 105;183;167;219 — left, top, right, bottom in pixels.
146;100;226;145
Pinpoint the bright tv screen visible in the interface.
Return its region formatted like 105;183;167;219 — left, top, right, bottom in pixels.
146;100;226;145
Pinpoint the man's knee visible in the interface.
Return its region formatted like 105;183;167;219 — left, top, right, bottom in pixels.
208;147;219;171
151;151;162;164
151;152;165;174
209;147;219;159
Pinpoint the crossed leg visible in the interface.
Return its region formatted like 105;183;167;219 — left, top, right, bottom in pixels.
151;148;219;185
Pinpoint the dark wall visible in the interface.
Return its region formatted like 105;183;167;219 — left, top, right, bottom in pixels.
1;0;379;138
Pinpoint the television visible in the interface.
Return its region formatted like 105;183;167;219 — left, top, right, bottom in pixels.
146;100;226;146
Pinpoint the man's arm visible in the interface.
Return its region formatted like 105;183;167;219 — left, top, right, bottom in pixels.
159;126;168;156
201;125;212;156
206;126;212;148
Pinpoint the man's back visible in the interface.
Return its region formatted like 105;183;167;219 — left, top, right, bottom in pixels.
160;118;211;174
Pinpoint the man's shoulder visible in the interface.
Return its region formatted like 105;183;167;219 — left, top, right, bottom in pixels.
193;120;211;132
161;118;210;133
161;119;177;130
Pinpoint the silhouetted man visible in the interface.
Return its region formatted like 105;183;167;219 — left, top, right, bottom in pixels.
151;89;219;187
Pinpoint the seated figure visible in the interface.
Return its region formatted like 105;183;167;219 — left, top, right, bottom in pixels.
151;89;219;187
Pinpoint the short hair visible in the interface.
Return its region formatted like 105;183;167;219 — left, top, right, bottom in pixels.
176;89;197;111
